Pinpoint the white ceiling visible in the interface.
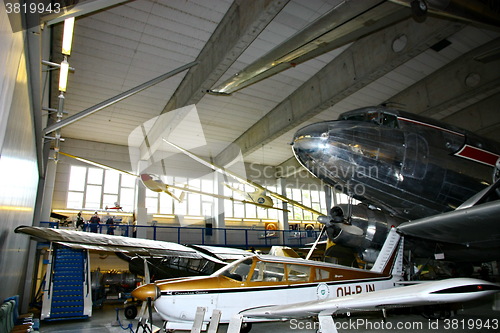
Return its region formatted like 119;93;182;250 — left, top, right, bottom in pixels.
46;0;500;168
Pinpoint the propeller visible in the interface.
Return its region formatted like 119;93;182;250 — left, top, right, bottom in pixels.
136;257;155;333
326;205;364;236
317;192;363;237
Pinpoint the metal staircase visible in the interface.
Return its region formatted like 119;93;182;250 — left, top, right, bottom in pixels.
41;245;92;321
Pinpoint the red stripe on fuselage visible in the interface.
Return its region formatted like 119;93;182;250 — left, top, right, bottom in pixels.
455;145;499;167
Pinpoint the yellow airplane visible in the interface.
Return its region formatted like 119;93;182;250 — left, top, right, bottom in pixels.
140;174;288;212
130;228;500;332
58;151;289;211
163;140;323;216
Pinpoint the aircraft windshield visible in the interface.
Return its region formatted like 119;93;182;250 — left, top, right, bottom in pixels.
218;256;333;283
341;111;399;128
219;257;253;281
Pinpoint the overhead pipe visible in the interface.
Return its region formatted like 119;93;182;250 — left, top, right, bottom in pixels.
44;61;198;134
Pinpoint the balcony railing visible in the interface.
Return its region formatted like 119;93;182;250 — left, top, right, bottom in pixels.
39;221;323;249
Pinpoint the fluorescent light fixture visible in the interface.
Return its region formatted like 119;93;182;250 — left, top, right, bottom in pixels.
62;17;75;55
58;58;69;92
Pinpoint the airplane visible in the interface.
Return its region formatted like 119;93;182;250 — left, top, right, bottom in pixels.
105;202;123;211
140;173;288;212
292;105;500;263
14;225;251;280
59;151;289;212
163;139;323;216
208;0;500;95
241;277;500;332
130;228;500;332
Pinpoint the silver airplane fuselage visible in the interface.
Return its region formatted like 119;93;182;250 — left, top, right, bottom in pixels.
292;106;500;220
292;106;500;262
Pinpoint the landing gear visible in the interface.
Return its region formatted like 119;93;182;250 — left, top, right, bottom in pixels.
124;305;138;319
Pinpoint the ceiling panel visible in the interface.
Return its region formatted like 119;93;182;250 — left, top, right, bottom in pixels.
47;0;500;171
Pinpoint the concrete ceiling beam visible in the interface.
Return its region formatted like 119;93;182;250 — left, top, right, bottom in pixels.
161;0;289;114
215;17;464;167
389;37;500;119
442;92;500;142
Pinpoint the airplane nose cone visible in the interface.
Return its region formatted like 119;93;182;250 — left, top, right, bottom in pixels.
140;174;152;182
292;121;332;151
132;283;161;301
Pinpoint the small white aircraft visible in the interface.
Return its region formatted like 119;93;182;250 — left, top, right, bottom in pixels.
131;228;500;332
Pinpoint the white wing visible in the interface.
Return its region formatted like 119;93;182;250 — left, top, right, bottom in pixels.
241;278;500;319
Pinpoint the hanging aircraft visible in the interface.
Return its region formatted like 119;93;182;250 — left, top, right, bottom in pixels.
208;0;500;95
58;151;289;212
163;139;323;216
140;173;288;212
292;105;500;263
130;228;500;332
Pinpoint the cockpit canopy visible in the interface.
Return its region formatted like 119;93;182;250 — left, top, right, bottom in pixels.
338;109;399;128
215;256;333;284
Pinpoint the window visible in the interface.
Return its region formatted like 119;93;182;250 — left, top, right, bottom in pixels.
286;187;326;221
66;165;136;211
221;258;253;282
314;268;330;281
67;192;84;209
68;166;86;191
250;261;285;282
287;264;310;282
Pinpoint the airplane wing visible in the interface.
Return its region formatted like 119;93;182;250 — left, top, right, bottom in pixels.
398;179;500;248
241;278;500;320
208;0;408;95
187;244;252;262
58;152;138;177
398;200;500;248
15;226;216;260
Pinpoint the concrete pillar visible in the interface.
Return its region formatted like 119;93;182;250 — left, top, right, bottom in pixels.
277;178;289;244
136;177;147;238
38;159;57;223
213;172;226;244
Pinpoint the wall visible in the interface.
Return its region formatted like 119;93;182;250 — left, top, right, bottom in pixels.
0;4;40;302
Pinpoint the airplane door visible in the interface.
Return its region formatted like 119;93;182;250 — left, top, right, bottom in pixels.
402;133;429;179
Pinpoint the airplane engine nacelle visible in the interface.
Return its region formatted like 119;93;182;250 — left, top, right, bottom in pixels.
102;272;142;290
326;204;404;262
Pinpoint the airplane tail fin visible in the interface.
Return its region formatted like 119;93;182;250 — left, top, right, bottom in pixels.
370;227;404;277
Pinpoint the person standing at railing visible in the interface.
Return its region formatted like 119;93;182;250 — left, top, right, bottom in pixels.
76;211;85;231
106;214;115;235
89;211;100;233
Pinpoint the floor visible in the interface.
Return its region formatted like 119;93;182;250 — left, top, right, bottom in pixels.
38;296;500;333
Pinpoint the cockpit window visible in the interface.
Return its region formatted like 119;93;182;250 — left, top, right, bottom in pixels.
221;258;253;281
380;113;399;128
250;261;285;282
341;111;399;128
287;264;310;282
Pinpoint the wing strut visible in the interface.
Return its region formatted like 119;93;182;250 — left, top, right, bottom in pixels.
318;313;338;333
